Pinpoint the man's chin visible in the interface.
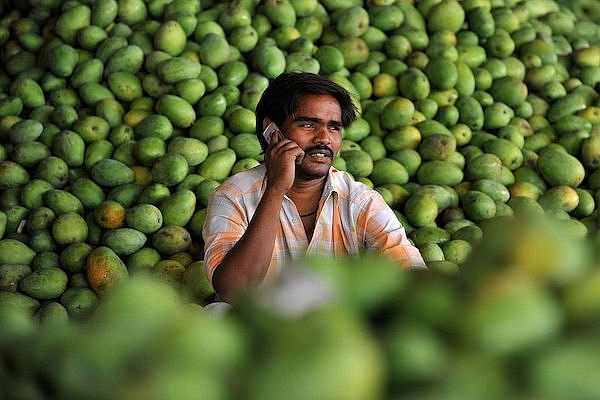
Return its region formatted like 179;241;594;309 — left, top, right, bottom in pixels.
296;161;331;179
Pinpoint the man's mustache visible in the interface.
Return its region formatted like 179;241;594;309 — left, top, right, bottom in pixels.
304;145;334;157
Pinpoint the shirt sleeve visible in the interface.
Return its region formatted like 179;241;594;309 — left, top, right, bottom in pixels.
357;191;427;269
202;190;249;283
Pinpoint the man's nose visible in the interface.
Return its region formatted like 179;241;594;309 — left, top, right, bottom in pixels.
314;125;331;143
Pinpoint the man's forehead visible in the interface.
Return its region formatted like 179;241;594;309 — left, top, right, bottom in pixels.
292;95;342;114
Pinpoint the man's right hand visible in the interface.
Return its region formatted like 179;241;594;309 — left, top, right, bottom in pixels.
264;132;304;194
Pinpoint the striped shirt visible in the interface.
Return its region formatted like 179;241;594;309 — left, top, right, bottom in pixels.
202;164;426;283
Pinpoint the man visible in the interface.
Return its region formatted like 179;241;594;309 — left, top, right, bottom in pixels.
203;72;425;301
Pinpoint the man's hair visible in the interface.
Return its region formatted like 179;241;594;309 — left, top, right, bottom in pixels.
254;72;358;150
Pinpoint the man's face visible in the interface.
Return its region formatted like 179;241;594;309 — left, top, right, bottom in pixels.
280;94;344;179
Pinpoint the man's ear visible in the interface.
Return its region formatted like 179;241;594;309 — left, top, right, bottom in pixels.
262;117;272;130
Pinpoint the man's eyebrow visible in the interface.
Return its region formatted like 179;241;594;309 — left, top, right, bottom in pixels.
295;116;343;127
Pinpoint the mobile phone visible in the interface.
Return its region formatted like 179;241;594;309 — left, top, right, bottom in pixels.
262;121;283;144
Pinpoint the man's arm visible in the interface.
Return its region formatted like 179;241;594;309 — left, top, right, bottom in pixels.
208;187;284;301
358;191;427;269
206;136;304;301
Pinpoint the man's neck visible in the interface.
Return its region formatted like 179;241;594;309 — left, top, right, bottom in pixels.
287;175;327;204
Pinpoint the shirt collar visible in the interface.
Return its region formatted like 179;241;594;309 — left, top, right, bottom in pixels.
322;167;338;200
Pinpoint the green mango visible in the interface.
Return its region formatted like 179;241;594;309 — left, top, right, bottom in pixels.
483;102;515;130
96;99;126;128
398;67;430;100
340;149;374;178
7;119;44;144
197;91;228;118
95;36;128;63
74;115;111;143
485;28;515;59
0;291;39;313
471;179;510;203
160;189;196;226
417;160;464;186
153;20;188;56
90;158;135;187
77;25;109;51
368;5;404;31
79;82;116;107
52;211;89;246
460;190;497;222
104;45;145;76
11;78;45;108
20;179;54;209
60;242;94;273
19;267;68;301
25;207;56;234
51;130;85;167
0;96;24;117
35;301;70;325
84;140;114;170
404;193;439;227
467;6;495;38
553;115;592;136
198;32;231;69
537;149;585;187
370;158;408;186
157;56;202;84
198;148;237;181
151;153;189;187
416;119;453;138
409;226;451;246
106;183;144;208
427;0;464;33
107;71;143;102
134;113;173;141
285;52;320;74
489;76;528;107
336;6;369;38
126;203;163;234
102;228;147;256
425;57;458;91
190;115;225;143
29;229;56;256
0;160;30;191
54;3;91;44
454;60;476;97
48;44;79;78
465;153;503;181
0;264;32;292
419;133;457;161
547;93;587;123
228;133;262;159
264;0;297;27
70;177;106;209
253;43;286;79
0;239;37;265
156;94;196;128
152;225;192;255
412;184;456;211
91;0;118;28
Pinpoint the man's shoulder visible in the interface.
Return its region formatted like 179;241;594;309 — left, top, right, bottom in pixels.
216;164;266;194
330;168;374;196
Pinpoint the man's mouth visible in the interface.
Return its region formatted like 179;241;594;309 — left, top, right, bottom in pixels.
306;147;333;160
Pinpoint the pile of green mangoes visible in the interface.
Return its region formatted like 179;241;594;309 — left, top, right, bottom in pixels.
0;0;600;395
0;214;598;399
